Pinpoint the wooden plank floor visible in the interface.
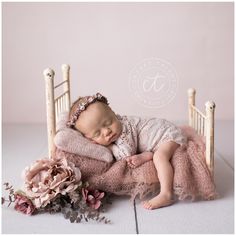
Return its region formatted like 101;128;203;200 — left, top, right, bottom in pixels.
2;121;234;234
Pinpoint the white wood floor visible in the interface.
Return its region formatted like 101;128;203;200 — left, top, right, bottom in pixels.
1;121;234;234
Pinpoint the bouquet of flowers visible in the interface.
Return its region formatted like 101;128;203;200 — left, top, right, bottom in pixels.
2;157;111;224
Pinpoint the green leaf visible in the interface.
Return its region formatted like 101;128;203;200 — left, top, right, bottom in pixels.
64;211;71;219
9;189;15;195
1;197;5;205
105;219;111;224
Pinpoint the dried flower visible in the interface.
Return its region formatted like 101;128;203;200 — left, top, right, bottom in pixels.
23;158;81;208
14;193;35;215
82;188;105;210
2;158;111;224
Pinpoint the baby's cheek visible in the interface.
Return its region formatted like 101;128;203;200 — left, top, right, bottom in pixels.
113;123;118;131
115;122;121;133
93;137;105;145
86;137;98;144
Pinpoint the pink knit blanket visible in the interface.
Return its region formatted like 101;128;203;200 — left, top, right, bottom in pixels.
54;126;217;201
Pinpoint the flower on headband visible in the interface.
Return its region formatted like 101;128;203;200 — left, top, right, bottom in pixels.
88;97;93;102
80;104;85;111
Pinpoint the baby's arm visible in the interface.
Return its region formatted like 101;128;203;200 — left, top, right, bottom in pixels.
126;151;153;168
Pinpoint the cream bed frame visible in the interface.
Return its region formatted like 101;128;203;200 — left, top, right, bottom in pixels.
43;64;216;176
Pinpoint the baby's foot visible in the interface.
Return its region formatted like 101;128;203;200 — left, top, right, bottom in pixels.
142;192;174;210
126;155;146;168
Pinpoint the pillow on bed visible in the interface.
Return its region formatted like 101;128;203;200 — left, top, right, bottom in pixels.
54;112;114;163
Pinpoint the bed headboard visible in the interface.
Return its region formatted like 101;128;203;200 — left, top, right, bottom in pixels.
43;65;215;176
43;64;71;158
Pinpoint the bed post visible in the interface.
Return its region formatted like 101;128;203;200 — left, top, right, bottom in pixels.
43;68;56;159
188;88;196;127
61;64;71;110
205;101;215;176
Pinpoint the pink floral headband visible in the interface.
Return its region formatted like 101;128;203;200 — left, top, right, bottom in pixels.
67;92;109;128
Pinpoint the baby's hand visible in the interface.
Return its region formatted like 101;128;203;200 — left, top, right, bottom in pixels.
125;155;138;168
126;152;153;169
125;154;144;168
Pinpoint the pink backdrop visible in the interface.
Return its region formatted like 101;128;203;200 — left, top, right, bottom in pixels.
2;2;234;123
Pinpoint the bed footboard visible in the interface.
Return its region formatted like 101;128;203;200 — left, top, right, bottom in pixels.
188;88;215;176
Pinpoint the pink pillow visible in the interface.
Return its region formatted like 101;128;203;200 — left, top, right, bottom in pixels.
54;112;114;163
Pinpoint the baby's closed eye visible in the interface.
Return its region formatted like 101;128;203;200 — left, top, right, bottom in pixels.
93;131;101;137
104;119;112;126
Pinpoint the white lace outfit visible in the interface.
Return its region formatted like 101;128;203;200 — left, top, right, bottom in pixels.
111;115;187;161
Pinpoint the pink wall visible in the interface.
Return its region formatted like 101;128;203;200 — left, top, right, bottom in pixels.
2;2;234;123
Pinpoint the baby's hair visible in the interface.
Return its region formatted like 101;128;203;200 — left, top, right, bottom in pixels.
67;93;109;128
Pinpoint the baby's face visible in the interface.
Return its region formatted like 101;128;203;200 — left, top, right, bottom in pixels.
75;102;122;146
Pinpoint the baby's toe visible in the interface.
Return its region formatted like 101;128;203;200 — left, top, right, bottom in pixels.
142;201;152;210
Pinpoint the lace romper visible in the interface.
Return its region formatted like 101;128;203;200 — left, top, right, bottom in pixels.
111;115;187;161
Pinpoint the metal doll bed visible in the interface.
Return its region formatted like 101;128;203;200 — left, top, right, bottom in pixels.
43;64;216;176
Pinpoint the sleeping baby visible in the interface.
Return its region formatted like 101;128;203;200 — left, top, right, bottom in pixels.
67;92;186;210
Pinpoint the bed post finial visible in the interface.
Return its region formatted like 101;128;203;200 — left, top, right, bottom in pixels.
205;101;215;177
43;68;56;159
61;64;71;110
188;88;196;127
62;64;70;71
43;68;55;79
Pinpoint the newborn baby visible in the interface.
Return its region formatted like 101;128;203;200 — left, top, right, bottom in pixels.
67;93;186;210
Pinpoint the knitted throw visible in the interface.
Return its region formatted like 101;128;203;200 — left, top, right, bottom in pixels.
54;126;217;201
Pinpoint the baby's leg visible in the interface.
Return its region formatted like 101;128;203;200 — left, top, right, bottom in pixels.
142;141;179;210
126;152;153;168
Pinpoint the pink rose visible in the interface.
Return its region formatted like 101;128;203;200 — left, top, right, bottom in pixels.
82;188;105;210
23;158;81;208
14;193;35;215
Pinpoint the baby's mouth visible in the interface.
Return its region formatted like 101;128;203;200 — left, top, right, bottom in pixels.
108;133;116;142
